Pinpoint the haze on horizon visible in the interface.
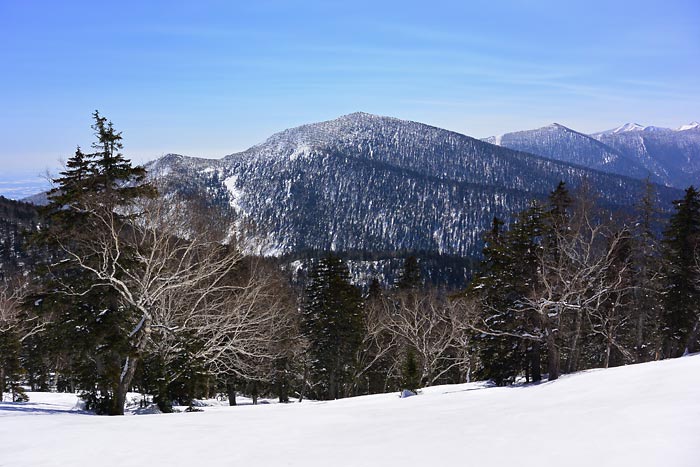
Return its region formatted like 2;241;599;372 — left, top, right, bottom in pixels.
1;0;698;179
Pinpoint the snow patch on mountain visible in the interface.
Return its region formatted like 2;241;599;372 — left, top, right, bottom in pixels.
223;175;245;214
613;122;647;133
677;122;700;132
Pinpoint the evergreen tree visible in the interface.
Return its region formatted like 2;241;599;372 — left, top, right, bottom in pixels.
468;217;513;385
400;348;421;392
367;277;382;300
467;212;544;385
302;254;363;400
47;147;95;209
35;111;155;414
396;255;421;290
547;181;573;228
629;180;664;362
661;186;700;357
88;111;153;206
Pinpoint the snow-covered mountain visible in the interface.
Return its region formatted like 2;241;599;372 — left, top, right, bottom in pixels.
483;123;651;180
147;113;680;258
591;122;700;188
486;121;700;188
677;121;700;132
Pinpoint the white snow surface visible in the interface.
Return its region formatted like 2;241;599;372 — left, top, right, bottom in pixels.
2;355;699;466
223;175;245;213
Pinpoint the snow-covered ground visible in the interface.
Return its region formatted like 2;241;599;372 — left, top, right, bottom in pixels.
2;355;699;466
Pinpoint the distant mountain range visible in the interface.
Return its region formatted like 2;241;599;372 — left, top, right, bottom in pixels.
144;113;682;258
486;121;700;188
0;172;52;200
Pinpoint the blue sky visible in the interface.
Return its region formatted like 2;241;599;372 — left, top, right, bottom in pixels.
1;0;698;177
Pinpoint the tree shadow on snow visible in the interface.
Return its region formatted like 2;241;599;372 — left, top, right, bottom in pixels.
0;402;90;416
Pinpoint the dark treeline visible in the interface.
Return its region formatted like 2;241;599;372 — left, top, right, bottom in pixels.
463;180;700;385
1;113;698;414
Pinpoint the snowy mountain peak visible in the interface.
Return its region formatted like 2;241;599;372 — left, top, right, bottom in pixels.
338;111;386;121
537;123;582;134
231;112;463;165
612;123;647;134
677;121;700;131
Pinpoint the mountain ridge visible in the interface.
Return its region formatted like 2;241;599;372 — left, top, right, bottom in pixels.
144;113;682;258
482;122;652;180
487;119;700;188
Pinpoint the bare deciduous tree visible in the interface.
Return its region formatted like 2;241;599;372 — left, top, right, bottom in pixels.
49;195;294;413
468;211;632;380
0;278;47;401
375;289;474;387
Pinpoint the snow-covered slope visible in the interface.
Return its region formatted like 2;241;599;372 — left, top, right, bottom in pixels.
677;122;700;132
2;355;699;466
483;123;651;179
146;113;680;257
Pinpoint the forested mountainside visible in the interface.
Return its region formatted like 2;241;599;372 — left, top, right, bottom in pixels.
147;113;681;259
0;196;39;279
487;121;700;189
482;123;652;180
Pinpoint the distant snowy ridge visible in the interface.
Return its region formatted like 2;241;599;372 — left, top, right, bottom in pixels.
482;122;651;180
677;121;700;132
488;119;700;188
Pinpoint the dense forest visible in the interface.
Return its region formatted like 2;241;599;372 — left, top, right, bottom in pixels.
1;114;699;416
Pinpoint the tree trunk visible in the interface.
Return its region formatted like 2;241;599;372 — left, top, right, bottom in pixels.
251;381;258;405
530;341;542;382
226;380;237;406
635;309;646;363
546;329;560;381
298;365;308;403
278;377;289;403
566;310;582;373
114;354;140;416
685;319;700;355
329;368;337;401
113;316;151;415
0;366;5;402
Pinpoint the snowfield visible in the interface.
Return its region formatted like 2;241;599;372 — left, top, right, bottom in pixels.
2;355;699;467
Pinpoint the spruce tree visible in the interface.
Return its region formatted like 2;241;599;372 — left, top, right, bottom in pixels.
469;202;549;384
468;216;527;385
468;218;506;384
629;180;664;362
396;255;421;290
302;254;363;400
400;348;421;393
36;111;155;414
661;186;700;357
